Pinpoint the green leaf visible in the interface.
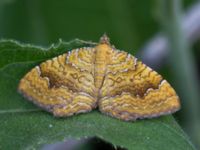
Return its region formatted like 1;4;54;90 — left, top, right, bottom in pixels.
0;39;195;150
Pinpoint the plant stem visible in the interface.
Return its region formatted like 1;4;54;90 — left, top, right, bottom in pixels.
157;0;200;148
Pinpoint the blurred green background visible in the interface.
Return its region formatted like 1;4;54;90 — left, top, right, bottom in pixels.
0;0;160;51
0;0;200;149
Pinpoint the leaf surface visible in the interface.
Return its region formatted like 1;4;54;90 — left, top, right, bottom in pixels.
0;40;195;150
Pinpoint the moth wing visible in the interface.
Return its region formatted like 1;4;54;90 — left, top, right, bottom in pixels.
18;48;97;117
99;52;180;121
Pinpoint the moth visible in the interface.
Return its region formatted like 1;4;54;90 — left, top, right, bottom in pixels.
18;35;180;121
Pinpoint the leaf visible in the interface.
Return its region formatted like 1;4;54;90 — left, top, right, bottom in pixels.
0;39;195;150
